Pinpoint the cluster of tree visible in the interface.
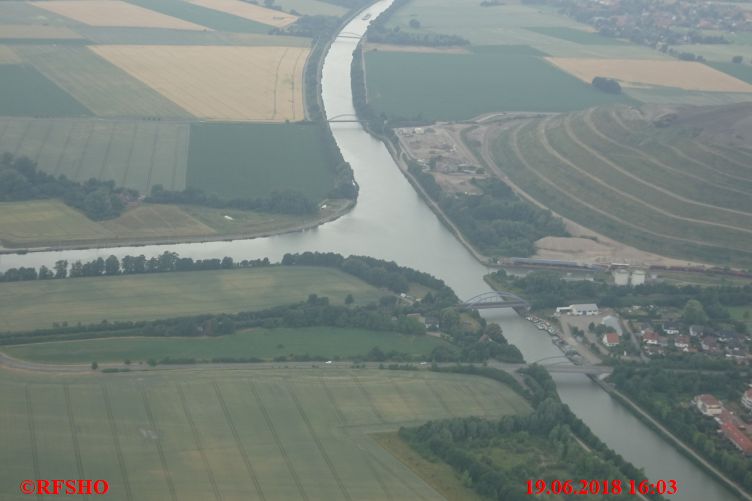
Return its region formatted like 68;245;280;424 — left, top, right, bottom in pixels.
491;270;750;331
408;163;568;257
273;15;340;39
0;252;270;282
398;365;663;500
0;153;135;220
366;0;469;47
592;76;622;94
147;185;318;215
611;366;752;490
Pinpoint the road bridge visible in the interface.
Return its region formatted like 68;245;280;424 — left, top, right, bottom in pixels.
463;291;530;310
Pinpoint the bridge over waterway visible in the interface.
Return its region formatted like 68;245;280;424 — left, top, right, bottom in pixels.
490;357;614;376
463;291;530;310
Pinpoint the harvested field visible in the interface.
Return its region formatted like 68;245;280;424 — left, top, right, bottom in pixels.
0;24;83;40
0;266;384;331
128;0;271;33
0;368;529;501
188;0;298;27
366;43;470;54
0;45;19;63
16;45;192;118
486;105;752;266
0;117;189;193
546;57;752;92
92;44;308;121
31;0;208;31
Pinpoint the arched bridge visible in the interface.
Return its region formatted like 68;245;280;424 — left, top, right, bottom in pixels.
336;31;362;40
327;113;367;123
463;291;530;310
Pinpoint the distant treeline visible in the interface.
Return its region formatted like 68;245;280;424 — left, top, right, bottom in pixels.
409;164;568;257
401;364;665;500
0;153;135;220
146;185;318;215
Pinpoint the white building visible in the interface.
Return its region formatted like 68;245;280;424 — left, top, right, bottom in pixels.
613;269;630;286
556;304;599;316
694;394;723;416
630;270;646;286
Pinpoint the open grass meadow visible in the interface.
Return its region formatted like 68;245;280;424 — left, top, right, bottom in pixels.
364;49;634;121
487;106;752;266
0;266;385;332
3;327;454;363
187;123;337;201
0;64;90;117
0;368;530;501
709;61;752;85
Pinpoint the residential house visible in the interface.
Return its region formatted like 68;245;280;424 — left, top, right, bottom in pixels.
642;329;659;345
742;389;752;412
693;394;723;416
602;332;620;348
662;322;681;335
674;335;690;352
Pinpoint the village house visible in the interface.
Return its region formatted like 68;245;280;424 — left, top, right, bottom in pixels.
642;329;659;345
742;388;752;412
693;394;723;416
674;335;690;352
602;331;620;348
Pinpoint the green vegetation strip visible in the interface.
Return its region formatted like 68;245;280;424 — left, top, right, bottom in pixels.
0;65;91;117
0;266;383;332
2;327;453;363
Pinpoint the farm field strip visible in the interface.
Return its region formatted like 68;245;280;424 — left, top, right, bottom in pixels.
0;117;189;193
0;24;84;40
127;0;271;34
187;0;298;27
30;0;208;31
602;109;752;187
581;108;752;196
566;112;752;213
0;370;529;501
272;0;347;17
546;57;752;93
0;45;19;63
491;121;752;265
0;266;385;332
16;45;192;118
91;44;309;122
541;117;752;236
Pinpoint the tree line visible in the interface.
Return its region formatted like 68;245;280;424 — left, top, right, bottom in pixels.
409;163;568;257
398;364;664;500
611;366;752;491
0;153;135;220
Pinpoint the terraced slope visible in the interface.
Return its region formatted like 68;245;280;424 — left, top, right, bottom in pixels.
488;104;752;266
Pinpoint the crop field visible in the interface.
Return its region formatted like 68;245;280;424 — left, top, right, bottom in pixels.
3;327;454;363
0;24;84;40
187;0;298;27
0;266;384;332
0;117;189;193
709;62;752;85
0;46;19;63
30;0;208;31
16;45;192;118
546;58;752;93
128;0;272;33
273;0;347;17
92;44;308;121
0;64;90;117
187;123;336;200
364;50;633;121
381;0;661;58
487;106;752;266
0;368;529;501
621;87;752;106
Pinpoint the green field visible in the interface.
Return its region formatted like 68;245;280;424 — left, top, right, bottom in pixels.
0;368;529;501
381;0;662;58
187;123;337;201
0;64;90;117
16;45;191;118
709;61;752;85
364;50;633;121
273;0;347;17
524;26;627;46
487;105;752;266
128;0;272;33
3;327;453;363
0;266;385;332
0;117;189;193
